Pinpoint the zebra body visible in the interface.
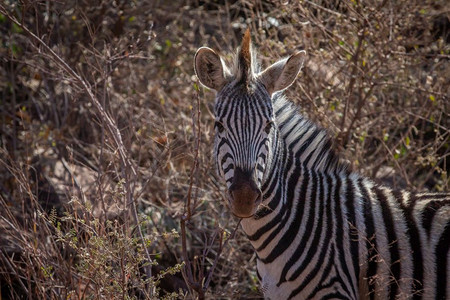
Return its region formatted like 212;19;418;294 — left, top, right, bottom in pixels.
194;30;449;299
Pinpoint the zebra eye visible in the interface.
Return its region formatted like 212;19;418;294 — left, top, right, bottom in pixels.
215;121;225;133
264;122;272;134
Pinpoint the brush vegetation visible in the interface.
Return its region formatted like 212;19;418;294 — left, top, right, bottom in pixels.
0;0;448;299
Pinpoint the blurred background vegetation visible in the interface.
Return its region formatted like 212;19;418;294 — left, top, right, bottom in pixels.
0;0;448;299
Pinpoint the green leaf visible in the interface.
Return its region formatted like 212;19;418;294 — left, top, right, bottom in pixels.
394;151;399;160
429;95;435;102
359;131;367;142
12;23;23;33
400;145;407;156
329;102;336;111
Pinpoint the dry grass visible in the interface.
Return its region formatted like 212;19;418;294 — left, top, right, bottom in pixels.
0;0;448;299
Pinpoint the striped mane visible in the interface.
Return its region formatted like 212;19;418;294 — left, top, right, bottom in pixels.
273;94;346;173
230;29;261;84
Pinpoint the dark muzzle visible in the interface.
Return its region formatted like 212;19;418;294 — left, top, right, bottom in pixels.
228;167;261;218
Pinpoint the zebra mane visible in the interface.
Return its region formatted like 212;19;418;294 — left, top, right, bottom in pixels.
273;94;347;173
229;29;261;84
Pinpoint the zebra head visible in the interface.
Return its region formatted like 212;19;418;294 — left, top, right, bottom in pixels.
194;30;305;218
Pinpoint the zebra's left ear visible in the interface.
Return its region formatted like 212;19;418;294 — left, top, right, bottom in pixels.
258;50;306;95
194;47;228;91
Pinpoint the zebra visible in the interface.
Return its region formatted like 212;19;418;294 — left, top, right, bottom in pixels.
194;30;449;299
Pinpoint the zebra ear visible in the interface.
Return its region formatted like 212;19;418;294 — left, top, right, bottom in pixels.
194;47;228;91
258;50;306;95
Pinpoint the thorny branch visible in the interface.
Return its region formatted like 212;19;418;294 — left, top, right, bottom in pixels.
180;85;203;298
340;17;367;146
0;4;155;295
180;86;241;299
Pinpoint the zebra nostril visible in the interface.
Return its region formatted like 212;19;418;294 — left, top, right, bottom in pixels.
228;184;260;218
230;168;259;193
228;167;261;218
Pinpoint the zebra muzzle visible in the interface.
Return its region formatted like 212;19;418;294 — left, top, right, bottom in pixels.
228;168;261;218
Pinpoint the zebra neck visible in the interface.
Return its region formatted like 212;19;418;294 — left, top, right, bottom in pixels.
261;124;284;191
241;94;346;239
273;95;343;174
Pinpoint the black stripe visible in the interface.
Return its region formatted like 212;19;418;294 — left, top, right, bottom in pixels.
302;134;327;167
256;164;264;173
284;171;325;284
307;246;337;299
255;173;284;220
255;171;291;248
288;173;333;286
249;187;285;238
278;112;298;132
374;186;401;299
255;212;285;251
407;192;419;212
259;151;267;163
289;244;334;299
277;169;318;284
436;223;449;300
256;267;262;281
394;191;424;299
334;176;355;297
359;179;377;300
345;177;360;286
324;149;338;172
274;100;291;118
250;153;294;235
288;185;334;300
261;162;308;263
289;127;320;153
284;118;307;140
416;193;449;201
218;139;231;155
223;163;233;174
284;123;312;151
261;147;282;194
224;93;238;127
311;137;331;168
422;199;450;238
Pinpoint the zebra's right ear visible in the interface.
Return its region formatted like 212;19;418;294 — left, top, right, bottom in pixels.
258;51;306;95
194;47;228;91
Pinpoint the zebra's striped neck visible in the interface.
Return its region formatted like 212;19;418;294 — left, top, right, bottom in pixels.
273;94;344;174
241;94;347;231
